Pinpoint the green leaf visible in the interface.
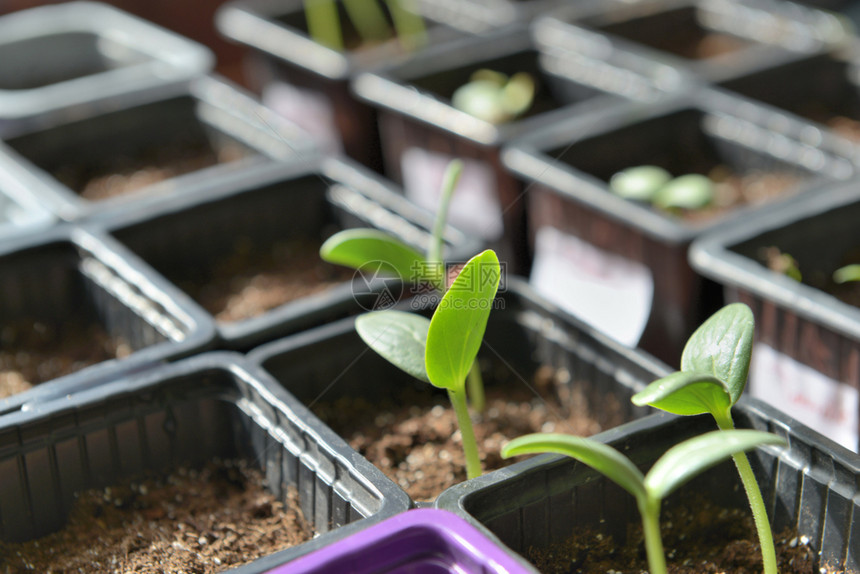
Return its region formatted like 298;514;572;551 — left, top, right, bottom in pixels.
834;263;860;284
425;250;500;391
645;430;786;501
681;303;755;405
631;371;733;417
355;311;430;382
653;174;714;210
502;433;646;501
320;228;426;283
609;165;672;201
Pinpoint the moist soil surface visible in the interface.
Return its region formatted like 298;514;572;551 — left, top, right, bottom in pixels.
673;166;802;224
527;494;842;573
0;319;131;399
314;365;625;502
178;237;353;323
55;140;248;202
0;459;312;574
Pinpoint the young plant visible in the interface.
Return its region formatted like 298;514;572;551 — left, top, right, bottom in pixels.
320;160;488;411
501;429;786;574
354;249;501;479
303;0;426;53
451;69;536;125
609;165;714;211
630;303;781;574
761;246;802;282
833;263;860;284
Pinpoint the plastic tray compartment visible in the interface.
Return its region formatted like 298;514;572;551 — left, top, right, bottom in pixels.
436;399;860;573
0;352;411;572
718;49;860;154
353;25;677;275
690;182;860;451
0;1;213;129
95;157;479;352
537;0;851;83
214;0;487;171
269;508;539;573
502;89;854;366
248;278;667;505
0;224;215;416
0;74;314;221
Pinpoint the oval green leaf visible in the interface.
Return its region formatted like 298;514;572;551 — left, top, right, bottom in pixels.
609;165;671;201
502;433;646;501
632;371;733;417
681;303;755;405
320;228;426;282
645;429;786;501
834;263;860;284
425;250;500;391
654;174;714;210
355;310;430;383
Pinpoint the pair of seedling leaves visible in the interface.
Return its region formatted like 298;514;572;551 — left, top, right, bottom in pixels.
320;160;497;479
609;164;715;211
502;303;787;574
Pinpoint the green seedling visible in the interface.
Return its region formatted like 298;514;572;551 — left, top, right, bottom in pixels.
355;249;501;479
609;165;714;211
833;263;860;284
501;429;786;574
304;0;426;52
762;247;802;282
451;69;536;124
630;303;781;574
320;160;488;412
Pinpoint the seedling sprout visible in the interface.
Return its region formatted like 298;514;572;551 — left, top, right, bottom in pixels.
609;165;714;211
320;160;488;411
833;263;860;284
501;429;786;574
630;303;782;574
451;69;536;125
355;249;501;479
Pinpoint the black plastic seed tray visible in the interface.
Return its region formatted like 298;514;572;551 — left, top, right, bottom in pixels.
248;278;668;505
0;223;215;416
0;1;214;131
436;398;860;572
0;74;315;221
0;352;411;572
503;88;854;365
87;157;480;352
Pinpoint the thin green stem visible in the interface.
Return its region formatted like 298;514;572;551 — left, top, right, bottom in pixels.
343;0;390;42
304;0;343;51
448;388;482;479
466;361;486;413
638;496;668;574
384;0;427;51
714;411;778;574
427;159;463;276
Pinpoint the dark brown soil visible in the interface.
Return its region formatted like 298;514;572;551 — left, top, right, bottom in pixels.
314;365;625;501
179;237;353;323
55;140;248;201
0;459;312;574
0;319;131;399
673;166;802;223
527;494;846;573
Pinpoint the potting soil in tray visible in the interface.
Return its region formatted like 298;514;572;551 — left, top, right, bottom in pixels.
526;493;831;574
761;246;860;308
53;138;249;201
314;364;625;501
177;237;354;323
0;319;130;399
0;459;312;574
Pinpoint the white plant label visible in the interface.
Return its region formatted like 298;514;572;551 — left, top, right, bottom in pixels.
400;147;504;241
262;81;341;153
530;226;653;347
751;343;859;451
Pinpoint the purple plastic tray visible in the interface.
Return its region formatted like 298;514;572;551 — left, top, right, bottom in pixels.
266;508;537;574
